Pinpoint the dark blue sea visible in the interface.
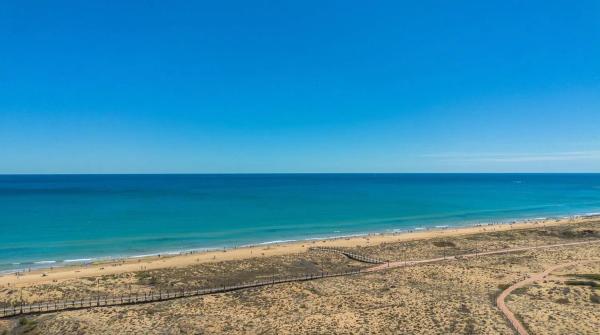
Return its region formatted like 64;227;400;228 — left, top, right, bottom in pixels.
1;174;600;272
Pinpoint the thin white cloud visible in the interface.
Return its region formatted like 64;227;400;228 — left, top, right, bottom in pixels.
422;151;600;163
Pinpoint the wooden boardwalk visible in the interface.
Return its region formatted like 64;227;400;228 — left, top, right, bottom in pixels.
309;247;385;264
0;269;362;318
2;238;598;320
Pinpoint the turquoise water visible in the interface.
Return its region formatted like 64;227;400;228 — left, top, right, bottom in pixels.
1;174;600;272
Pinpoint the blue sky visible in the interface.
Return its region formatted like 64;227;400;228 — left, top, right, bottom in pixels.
1;1;599;173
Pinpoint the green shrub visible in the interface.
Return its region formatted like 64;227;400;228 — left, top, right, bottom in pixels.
572;274;600;281
564;280;599;288
432;241;457;248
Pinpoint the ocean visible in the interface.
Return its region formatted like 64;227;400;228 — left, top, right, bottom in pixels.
1;173;599;272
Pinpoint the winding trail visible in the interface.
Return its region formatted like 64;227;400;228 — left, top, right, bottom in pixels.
367;239;600;272
496;259;600;335
1;239;599;319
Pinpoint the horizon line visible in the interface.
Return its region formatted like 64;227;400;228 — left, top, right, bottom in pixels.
1;172;600;176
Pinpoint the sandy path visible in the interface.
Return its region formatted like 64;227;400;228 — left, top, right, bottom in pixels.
2;216;586;288
3;239;599;319
495;259;600;335
366;240;600;272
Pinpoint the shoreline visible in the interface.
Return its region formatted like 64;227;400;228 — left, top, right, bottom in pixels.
4;210;599;275
1;214;598;288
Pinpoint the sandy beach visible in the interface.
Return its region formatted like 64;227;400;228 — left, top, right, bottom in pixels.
1;215;591;288
1;215;599;334
4;0;599;332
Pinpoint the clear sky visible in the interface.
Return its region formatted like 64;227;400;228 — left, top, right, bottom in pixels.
1;1;599;173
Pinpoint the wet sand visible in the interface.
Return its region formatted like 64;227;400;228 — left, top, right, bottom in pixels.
2;215;599;334
1;215;591;288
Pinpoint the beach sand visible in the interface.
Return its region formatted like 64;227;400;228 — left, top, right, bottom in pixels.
1;216;599;334
0;216;589;288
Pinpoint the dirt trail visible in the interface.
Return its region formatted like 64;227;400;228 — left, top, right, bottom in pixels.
2;239;599;319
495;260;599;335
367;240;600;272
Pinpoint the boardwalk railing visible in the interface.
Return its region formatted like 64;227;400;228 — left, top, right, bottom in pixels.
4;239;598;319
309;247;385;264
0;269;362;319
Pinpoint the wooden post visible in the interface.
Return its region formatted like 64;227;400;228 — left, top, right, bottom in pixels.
97;278;100;306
